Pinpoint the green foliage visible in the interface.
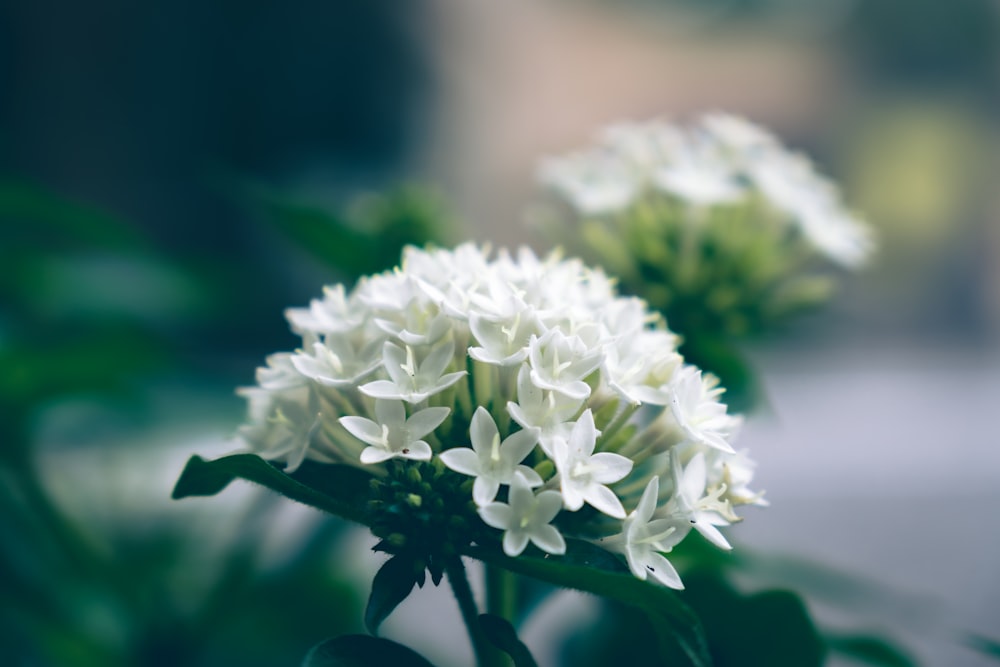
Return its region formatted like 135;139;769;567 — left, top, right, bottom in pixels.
245;184;453;280
468;541;713;667
826;634;917;667
479;614;540;667
303;634;438;667
966;634;1000;661
681;571;826;667
365;556;421;635
172;454;373;524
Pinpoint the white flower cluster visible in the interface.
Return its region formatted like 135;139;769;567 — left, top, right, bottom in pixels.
537;113;874;268
237;244;765;589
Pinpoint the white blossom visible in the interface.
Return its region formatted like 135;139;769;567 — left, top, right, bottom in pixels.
551;410;633;518
479;472;566;557
604;476;685;589
339;399;449;464
439;407;543;506
360;340;466;403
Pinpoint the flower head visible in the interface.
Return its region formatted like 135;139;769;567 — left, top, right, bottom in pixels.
234;244;763;587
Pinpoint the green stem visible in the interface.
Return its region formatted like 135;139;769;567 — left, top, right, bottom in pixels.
486;563;516;621
446;558;505;667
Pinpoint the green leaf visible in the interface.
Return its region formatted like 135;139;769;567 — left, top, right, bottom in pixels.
365;556;420;635
479;614;539;667
466;540;713;667
826;633;917;667
171;454;373;525
303;634;438;667
966;634;1000;661
682;572;826;667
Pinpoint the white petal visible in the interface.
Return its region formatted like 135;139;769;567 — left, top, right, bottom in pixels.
439;448;481;477
646;552;684;589
338;416;382;446
530;525;566;555
569;410;598;456
694;521;732;551
473;477;501;506
421;339;455;379
359;380;405;400
360;446;395;464
589;452;634;484
514;465;544;488
534;490;564;523
470;406;498;453
400;440;433;461
681;452;707;502
635;476;660;523
584;484;627;519
503;530;530;556
501;428;539;466
478;503;512;530
375;398;406;427
406;407;450;439
381;342;410;386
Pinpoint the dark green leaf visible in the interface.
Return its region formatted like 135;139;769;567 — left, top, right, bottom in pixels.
465;540;713;667
303;634;438;667
826;633;917;667
365;556;420;636
966;634;1000;660
479;614;539;667
682;572;825;667
171;454;372;525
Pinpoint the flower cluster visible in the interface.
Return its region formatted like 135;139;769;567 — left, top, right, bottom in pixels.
236;244;764;589
532;114;874;349
537;113;873;268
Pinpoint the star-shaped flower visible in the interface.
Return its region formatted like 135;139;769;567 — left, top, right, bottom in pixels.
605;476;685;589
479;472;566;557
663;450;734;550
668;366;737;453
339;399;449;464
551;409;632;518
528;330;602;401
360;340;466;403
439;407;542;505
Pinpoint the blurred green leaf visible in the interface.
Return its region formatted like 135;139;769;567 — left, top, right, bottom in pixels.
302;634;438;667
0;181;149;252
365;555;419;636
171;454;373;525
466;540;713;667
826;633;917;667
966;634;1000;661
247;184;451;279
682;572;826;667
479;614;539;667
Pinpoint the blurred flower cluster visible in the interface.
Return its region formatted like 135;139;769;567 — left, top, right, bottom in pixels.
533;114;874;354
235;244;764;589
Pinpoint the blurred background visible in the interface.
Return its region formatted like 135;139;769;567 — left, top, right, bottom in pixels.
1;0;999;665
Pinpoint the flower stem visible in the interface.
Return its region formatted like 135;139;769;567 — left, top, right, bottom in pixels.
446;558;505;667
486;563;516;621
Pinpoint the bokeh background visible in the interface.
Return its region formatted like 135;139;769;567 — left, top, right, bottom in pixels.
2;1;999;665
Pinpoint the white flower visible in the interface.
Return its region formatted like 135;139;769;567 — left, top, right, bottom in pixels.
605;476;685;589
527;330;602;401
285;284;368;335
255;353;308;391
479;472;566;556
290;337;382;387
439;407;543;506
468;309;538;367
668;366;737;453
537;149;639;216
360;340;466;403
507;364;583;456
663;451;733;550
236;385;321;473
651;135;745;206
552;410;633;518
339;399;449;464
